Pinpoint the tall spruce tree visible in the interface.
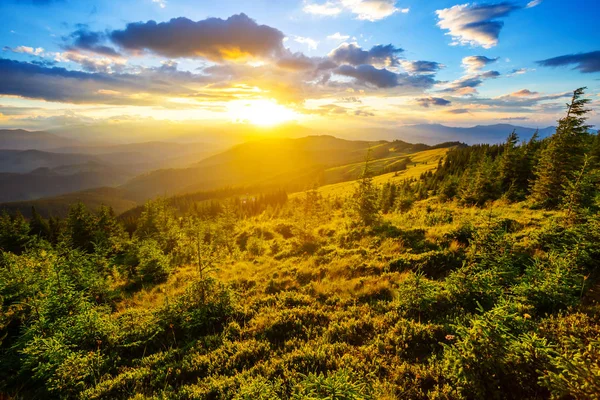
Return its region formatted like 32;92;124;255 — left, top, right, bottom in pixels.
530;87;591;208
498;130;520;200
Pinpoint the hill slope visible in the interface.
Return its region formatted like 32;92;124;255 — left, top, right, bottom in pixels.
120;136;458;202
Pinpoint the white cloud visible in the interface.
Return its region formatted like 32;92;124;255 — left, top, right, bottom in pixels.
304;0;404;21
526;0;542;8
328;32;350;41
4;46;45;56
152;0;167;8
436;3;520;48
462;55;498;72
303;1;342;16
293;35;319;50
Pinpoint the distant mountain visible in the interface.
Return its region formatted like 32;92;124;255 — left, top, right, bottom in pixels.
0;163;137;203
0;129;77;150
0;150;102;173
0;187;137;218
331;124;555;144
51;141;221;169
394;124;556;145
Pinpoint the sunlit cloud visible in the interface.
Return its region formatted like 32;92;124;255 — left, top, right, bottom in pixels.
462;55;498;72
304;0;406;21
436;2;520;48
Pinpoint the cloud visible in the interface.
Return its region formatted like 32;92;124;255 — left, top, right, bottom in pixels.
441;70;500;94
276;53;317;70
526;0;542;8
152;0;167;8
304;0;404;21
66;27;120;56
462;55;498;72
508;67;529;76
328;32;350;41
446;108;470;114
499;116;528;120
449;90;572;110
303;1;343;16
415;97;451;107
293;35;319;50
328;43;403;66
3;45;45;56
109;14;285;62
510;89;538;97
436;2;521;48
0;57;202;105
341;0;403;21
536;51;600;73
53;51;126;73
401;60;443;74
335;64;435;89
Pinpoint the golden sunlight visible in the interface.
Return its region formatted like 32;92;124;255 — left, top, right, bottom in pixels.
227;99;301;126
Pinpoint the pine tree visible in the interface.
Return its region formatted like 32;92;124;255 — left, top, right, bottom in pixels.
352;150;380;226
498;130;520;200
530;87;591;208
29;206;51;240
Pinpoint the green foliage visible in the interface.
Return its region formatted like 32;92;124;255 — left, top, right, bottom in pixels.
531;87;592;208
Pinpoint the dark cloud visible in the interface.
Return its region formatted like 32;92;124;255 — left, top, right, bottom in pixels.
499;116;528;120
0;58;201;105
276;53;317;70
335;64;435;89
402;60;443;74
537;51;600;73
415;97;451;107
328;43;403;66
66;27;120;57
109;14;285;62
336;64;399;88
436;2;521;48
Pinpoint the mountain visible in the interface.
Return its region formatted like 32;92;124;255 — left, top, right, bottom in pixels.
0;129;77;150
0;163;136;203
0;187;137;218
394;124;556;145
0;149;103;173
119;135;458;202
51;141;222;169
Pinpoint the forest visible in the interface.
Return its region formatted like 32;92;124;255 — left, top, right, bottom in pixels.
1;88;599;399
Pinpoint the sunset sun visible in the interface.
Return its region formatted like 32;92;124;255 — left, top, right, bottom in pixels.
227;99;301;126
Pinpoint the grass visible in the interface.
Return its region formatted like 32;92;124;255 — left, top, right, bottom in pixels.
300;147;451;198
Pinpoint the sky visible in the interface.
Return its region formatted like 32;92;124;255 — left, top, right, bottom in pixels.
0;0;599;137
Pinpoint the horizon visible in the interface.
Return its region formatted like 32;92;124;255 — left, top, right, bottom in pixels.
0;0;599;142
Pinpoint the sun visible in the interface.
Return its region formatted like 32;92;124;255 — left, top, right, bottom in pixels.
227;99;301;126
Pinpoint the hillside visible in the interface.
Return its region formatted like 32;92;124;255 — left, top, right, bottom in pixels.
120;136;458;202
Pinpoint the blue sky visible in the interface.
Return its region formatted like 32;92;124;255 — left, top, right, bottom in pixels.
0;0;599;133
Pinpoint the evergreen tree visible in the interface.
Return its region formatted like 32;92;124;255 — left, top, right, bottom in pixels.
530;87;591;208
498;130;520;200
29;206;51;240
352;151;380;226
